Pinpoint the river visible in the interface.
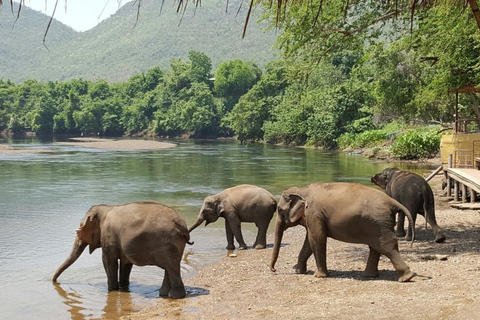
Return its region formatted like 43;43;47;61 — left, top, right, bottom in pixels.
0;137;436;319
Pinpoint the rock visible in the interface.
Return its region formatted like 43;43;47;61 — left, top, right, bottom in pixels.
229;253;238;258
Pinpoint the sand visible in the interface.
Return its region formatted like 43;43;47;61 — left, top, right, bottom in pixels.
56;138;176;150
127;175;480;320
0;143;52;154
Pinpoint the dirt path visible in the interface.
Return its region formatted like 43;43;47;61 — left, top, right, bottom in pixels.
128;176;480;320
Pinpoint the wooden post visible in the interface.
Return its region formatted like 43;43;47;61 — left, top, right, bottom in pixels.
455;92;459;133
454;181;459;202
471;189;477;203
462;184;468;203
425;166;443;182
447;154;453;197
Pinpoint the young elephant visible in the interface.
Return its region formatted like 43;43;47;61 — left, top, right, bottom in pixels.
53;202;191;299
371;168;446;243
189;184;277;250
270;183;416;282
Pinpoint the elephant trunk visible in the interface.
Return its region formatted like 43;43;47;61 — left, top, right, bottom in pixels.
188;216;205;233
269;216;285;272
53;237;88;282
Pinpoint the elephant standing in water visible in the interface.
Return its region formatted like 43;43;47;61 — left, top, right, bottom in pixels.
371;168;446;243
53;202;191;299
270;183;417;282
189;184;277;250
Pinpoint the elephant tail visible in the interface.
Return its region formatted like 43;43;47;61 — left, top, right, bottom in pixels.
393;201;415;247
182;229;194;245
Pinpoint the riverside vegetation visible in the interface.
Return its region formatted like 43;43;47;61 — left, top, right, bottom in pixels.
1;4;479;160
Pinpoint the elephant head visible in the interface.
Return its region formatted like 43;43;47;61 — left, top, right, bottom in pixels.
371;167;400;189
53;207;103;282
188;196;225;233
270;192;307;272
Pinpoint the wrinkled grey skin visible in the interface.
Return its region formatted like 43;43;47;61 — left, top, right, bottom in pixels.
53;202;191;299
371;168;446;243
189;184;277;250
270;183;416;282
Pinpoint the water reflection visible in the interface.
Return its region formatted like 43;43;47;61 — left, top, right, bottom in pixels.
53;283;88;320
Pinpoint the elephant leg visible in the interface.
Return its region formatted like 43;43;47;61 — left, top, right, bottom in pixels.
159;270;171;297
293;232;312;274
425;209;446;243
102;249;119;291
363;246;380;277
164;259;186;299
225;220;235;250
375;236;416;282
227;215;247;250
119;263;133;291
253;219;269;250
307;223;328;278
396;211;406;237
405;212;417;241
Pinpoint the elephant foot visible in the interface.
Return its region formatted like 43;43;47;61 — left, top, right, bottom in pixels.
435;233;446;243
293;264;307;274
398;270;416;282
226;245;235;250
167;288;186;299
255;244;266;250
395;229;406;238
362;270;379;278
118;286;130;292
159;286;170;297
238;245;248;250
108;285;119;291
314;270;328;278
405;235;413;242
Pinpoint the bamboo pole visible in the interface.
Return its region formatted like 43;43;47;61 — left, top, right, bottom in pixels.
425;166;443;182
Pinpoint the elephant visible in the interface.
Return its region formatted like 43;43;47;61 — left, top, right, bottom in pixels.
371;168;446;243
189;184;277;250
53;202;191;299
269;183;417;282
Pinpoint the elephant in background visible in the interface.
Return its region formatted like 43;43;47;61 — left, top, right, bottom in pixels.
189;184;277;250
53;202;191;299
371;168;446;243
270;183;416;282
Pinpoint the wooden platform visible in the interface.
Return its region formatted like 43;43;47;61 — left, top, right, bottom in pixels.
446;168;480;203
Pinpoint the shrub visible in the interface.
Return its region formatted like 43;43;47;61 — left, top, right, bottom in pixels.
391;129;441;159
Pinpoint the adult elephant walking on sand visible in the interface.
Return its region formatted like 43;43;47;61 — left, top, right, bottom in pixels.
270;183;416;282
189;184;277;250
53;202;191;299
371;168;446;243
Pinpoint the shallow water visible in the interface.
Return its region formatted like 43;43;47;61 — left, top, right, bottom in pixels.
0;137;436;319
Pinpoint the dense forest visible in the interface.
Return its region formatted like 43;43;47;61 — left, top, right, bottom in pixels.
1;2;479;159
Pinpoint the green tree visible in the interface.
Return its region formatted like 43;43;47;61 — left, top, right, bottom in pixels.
214;60;262;111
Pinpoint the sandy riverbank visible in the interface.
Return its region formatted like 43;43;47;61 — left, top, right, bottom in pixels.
0;143;53;155
128;175;480;320
56;138;177;150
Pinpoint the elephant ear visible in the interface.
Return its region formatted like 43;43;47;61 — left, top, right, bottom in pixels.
286;194;308;223
384;168;400;182
76;209;101;254
215;199;226;217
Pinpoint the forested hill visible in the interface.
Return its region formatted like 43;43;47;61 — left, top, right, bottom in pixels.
0;0;277;83
0;6;76;82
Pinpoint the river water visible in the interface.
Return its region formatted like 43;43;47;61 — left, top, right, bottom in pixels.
0;137;435;319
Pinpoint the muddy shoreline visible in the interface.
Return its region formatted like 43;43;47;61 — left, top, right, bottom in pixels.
127;175;480;320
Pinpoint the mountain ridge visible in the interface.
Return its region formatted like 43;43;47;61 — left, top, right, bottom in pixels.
0;0;277;83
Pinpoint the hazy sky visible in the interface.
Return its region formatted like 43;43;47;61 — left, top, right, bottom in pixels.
18;0;133;32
